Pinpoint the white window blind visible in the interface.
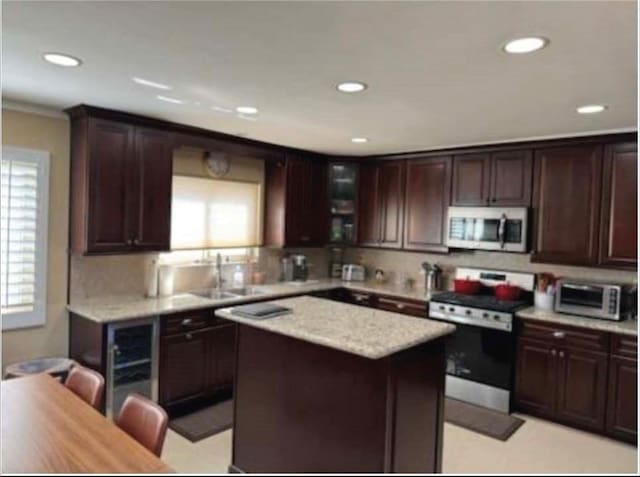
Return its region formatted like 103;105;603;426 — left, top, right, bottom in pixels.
171;175;262;249
1;147;49;330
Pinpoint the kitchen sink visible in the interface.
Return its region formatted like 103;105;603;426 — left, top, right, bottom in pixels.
189;290;239;300
188;287;264;300
225;287;264;296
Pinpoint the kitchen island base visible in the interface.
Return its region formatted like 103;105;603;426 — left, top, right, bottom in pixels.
230;324;447;473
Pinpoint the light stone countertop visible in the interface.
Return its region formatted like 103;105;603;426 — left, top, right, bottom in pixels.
215;295;455;359
516;307;638;337
67;279;434;323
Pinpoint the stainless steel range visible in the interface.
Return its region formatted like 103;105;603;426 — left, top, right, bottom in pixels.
428;267;534;413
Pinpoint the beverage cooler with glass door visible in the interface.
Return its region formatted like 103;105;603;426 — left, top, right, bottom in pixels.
106;317;159;417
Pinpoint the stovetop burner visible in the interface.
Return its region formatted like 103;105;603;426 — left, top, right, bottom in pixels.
431;291;530;313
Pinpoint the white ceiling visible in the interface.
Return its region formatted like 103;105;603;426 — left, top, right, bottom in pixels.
2;1;637;155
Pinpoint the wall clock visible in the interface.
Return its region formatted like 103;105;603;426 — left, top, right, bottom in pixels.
204;151;231;178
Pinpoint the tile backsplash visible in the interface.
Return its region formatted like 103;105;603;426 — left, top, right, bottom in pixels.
69;247;330;302
343;247;638;290
69;245;635;302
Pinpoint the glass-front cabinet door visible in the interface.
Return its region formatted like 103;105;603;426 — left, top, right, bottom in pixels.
328;163;358;244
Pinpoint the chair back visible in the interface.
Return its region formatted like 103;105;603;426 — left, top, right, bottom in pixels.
116;393;168;457
64;365;105;410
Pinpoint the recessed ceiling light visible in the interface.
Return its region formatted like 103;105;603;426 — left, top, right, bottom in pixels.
337;81;368;93
212;106;233;113
576;104;607;114
236;106;258;115
503;37;548;54
132;77;172;90
42;52;82;67
351;137;369;143
156;95;184;104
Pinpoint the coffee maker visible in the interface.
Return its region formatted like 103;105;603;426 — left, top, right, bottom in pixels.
291;254;309;282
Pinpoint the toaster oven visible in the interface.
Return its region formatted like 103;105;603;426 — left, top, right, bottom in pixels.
555;279;636;321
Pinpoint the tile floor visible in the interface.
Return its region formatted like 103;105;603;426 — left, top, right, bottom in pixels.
162;413;638;474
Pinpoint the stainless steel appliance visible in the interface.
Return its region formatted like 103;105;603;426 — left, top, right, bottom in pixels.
341;264;365;282
555;279;636;321
291;254;309;281
106;317;159;417
428;267;535;413
446;206;528;252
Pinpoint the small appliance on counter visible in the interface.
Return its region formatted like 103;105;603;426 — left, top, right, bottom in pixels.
554;279;636;321
342;264;365;282
329;247;344;279
421;262;442;292
446;206;528;252
428;267;535;413
291;254;309;281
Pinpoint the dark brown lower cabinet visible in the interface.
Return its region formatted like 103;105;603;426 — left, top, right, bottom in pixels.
555;348;608;430
515;320;637;441
514;338;557;418
159;320;237;410
606;334;638;443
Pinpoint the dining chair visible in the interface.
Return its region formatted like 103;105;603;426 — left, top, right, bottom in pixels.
115;393;169;457
64;365;105;410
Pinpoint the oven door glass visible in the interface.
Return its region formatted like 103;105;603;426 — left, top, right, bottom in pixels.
558;284;604;309
437;320;513;390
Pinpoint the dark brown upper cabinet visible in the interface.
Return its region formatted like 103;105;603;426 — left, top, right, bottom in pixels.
489;150;533;206
403;156;452;252
452;150;532;206
357;161;405;248
599;142;637;268
69;116;173;254
531;144;602;265
263;154;328;247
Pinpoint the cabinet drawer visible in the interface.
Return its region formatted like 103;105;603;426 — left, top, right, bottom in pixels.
162;309;211;336
518;319;608;352
376;295;427;318
346;290;375;307
611;334;637;358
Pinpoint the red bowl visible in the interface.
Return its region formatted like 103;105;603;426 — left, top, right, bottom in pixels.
495;284;521;301
453;278;481;295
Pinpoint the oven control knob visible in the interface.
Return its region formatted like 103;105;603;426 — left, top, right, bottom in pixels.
493;315;501;321
465;310;472;316
449;307;455;312
439;305;445;311
482;313;489;319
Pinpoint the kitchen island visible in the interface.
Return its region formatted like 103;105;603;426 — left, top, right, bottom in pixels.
216;296;455;473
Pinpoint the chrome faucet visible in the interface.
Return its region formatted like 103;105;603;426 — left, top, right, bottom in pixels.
216;252;224;292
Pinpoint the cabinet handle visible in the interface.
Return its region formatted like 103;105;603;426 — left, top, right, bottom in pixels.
396;303;406;310
181;318;193;326
127;239;133;245
133;238;140;245
551;349;557;356
491;198;497;203
558;351;565;358
185;333;193;340
552;331;565;339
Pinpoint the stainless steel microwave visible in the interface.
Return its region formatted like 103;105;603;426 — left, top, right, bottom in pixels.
555;279;636;321
446;207;528;252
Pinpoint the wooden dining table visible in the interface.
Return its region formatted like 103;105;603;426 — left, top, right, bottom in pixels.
1;374;173;473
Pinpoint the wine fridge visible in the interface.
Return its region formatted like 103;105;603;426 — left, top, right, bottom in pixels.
105;317;159;417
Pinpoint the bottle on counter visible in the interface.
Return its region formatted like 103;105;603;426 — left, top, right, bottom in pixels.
233;265;245;288
145;258;159;298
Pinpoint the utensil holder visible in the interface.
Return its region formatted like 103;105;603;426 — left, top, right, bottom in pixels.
534;291;554;311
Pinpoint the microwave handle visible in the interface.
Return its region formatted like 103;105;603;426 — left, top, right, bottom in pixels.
561;283;602;292
498;214;507;249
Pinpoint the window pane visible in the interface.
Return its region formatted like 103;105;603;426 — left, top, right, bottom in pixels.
171;175;262;249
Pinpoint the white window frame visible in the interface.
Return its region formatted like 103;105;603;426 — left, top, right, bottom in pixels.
1;146;49;330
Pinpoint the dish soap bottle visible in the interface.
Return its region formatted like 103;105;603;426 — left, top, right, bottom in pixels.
233;265;245;288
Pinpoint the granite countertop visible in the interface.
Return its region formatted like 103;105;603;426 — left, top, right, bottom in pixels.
215;296;455;359
67;279;434;323
516;307;638;337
